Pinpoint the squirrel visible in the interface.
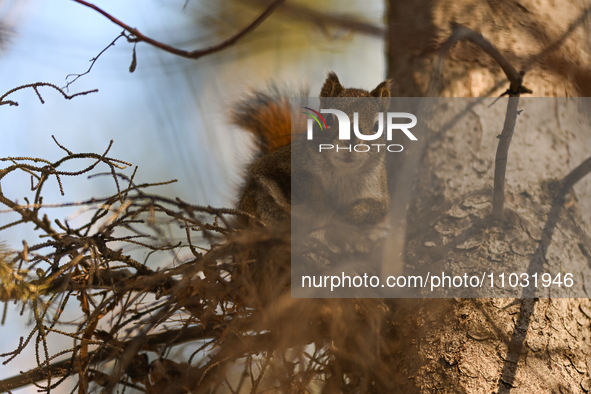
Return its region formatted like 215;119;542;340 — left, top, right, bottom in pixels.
232;72;391;233
232;72;392;292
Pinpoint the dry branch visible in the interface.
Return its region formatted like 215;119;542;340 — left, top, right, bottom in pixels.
0;83;97;107
0;139;323;393
64;32;128;90
0;137;398;393
71;0;286;60
434;24;533;219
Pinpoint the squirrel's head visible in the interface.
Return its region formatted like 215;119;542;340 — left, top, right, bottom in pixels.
314;72;391;171
320;72;390;101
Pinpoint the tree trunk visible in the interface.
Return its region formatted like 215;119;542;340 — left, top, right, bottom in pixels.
385;0;591;393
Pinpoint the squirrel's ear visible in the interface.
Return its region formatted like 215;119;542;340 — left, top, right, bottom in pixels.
320;72;344;97
370;80;391;98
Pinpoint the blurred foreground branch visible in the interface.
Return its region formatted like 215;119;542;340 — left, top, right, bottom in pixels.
245;0;385;37
0;139;387;393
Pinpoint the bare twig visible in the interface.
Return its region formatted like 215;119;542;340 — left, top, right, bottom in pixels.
71;0;286;60
51;136;73;156
63;32;127;91
0;83;97;107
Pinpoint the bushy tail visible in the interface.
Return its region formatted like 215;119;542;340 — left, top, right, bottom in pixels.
231;88;304;154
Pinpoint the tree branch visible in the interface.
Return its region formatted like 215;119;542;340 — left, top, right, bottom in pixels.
433;24;533;219
557;155;591;198
0;83;97;107
498;156;591;392
71;0;286;60
491;97;519;219
436;24;531;94
64;32;128;91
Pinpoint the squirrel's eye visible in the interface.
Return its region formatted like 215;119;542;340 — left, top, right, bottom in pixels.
325;114;334;127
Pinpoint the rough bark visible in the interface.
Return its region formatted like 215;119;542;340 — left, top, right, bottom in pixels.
385;0;591;393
